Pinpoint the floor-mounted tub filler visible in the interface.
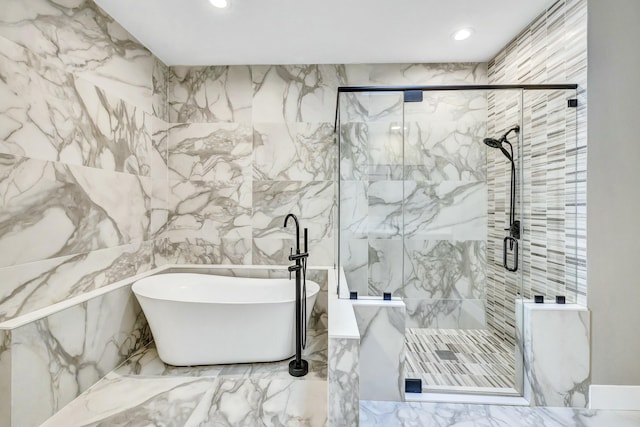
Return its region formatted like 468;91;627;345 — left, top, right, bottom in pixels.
133;273;320;366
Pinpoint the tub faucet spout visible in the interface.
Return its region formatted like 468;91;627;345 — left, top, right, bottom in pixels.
284;213;300;253
284;213;309;377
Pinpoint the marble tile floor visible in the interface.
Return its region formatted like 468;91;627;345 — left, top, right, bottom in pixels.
360;400;640;427
41;329;328;426
405;328;516;392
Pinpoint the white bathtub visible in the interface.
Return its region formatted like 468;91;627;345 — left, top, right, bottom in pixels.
132;273;320;366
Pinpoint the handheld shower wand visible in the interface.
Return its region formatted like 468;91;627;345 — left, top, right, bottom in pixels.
484;125;520;272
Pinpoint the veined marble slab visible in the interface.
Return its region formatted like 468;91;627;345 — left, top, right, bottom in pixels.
0;156;151;269
521;302;590;408
253;122;335;181
41;375;328;427
114;328;328;382
169;65;252;123
359;400;640;427
0;37;153;176
0;241;153;321
328;337;359;427
252;180;335;242
8;285;150;427
168;122;252;183
252;64;350;123
0;0;155;113
353;300;406;402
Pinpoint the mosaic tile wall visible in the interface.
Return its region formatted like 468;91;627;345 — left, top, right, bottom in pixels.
486;0;588;344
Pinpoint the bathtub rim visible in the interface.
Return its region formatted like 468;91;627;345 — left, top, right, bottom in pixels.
0;264;334;330
132;273;321;305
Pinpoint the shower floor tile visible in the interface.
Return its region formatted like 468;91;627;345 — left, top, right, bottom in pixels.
405;328;516;392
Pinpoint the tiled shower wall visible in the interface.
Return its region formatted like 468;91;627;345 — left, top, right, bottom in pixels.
339;83;491;329
158;63;487;276
486;0;588;344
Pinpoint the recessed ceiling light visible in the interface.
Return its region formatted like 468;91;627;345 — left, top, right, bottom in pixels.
452;28;473;41
209;0;228;8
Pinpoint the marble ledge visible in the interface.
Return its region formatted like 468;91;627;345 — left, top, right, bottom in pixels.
521;301;588;311
0;267;163;330
328;268;359;340
1;264;336;330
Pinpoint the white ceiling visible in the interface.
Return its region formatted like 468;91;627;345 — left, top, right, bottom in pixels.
94;0;557;66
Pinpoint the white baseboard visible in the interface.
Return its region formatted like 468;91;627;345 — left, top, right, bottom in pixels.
590;385;640;410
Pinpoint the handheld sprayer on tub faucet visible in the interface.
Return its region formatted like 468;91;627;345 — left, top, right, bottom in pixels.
283;213;309;377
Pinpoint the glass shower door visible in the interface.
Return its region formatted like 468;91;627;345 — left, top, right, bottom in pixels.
339;91;405;297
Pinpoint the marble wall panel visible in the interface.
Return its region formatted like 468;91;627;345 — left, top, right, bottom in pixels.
404;298;487;329
403;119;487;183
338;92;369;124
150;180;168;241
353;302;405;401
0;329;11;427
340;239;368;295
328;337;359;427
339;122;368;181
252;65;351;123
521;303;590;407
149;115;168;180
367;180;403;239
404;180;487;241
252;180;334;242
169;65;252;123
0;0;155;114
0;156;150;269
161;238;252;266
367;239;403;296
253;122;335;181
168;179;251;240
151;58;169;122
253;237;333;267
0;241;152;322
164;177;251;264
0;37;152;176
402;240;486;300
367;122;403;179
10;284;150;427
340;180;368;240
168;122;252;182
369;63;487;86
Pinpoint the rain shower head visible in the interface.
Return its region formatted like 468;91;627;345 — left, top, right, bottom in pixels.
484;137;513;161
484;125;520;162
483;137;503;148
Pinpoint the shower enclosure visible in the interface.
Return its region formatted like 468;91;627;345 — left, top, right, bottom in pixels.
336;84;579;396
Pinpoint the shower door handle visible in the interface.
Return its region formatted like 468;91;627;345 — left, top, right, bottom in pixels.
503;236;519;272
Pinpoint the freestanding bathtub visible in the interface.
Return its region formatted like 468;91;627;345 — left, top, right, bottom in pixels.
132;273;320;366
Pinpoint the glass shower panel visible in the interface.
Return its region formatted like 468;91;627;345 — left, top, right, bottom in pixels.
485;89;524;349
519;88;579;304
337;86;579;397
339;91;405;296
402;90;490;331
